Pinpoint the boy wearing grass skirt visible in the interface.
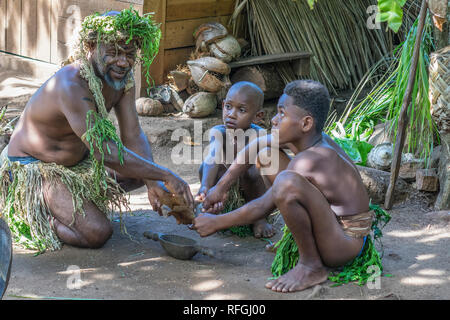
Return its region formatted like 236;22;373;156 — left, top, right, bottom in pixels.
193;80;375;292
0;9;194;252
195;82;274;238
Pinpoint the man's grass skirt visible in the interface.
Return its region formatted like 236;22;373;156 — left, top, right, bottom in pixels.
0;148;127;253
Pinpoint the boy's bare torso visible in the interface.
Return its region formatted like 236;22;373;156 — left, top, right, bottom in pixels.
213;123;264;167
287;134;369;217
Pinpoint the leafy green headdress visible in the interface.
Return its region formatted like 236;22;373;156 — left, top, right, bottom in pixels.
76;6;161;90
73;7;161;119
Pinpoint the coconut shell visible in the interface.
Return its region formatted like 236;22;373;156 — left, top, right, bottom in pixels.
367;142;393;171
135;98;164;116
183;92;217;118
186;57;230;75
158;192;195;225
188;64;226;93
186;79;200;95
209;35;241;63
169;88;184;112
194;22;228;52
168;70;190;92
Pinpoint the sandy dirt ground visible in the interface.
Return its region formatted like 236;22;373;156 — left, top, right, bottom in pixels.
1;72;449;301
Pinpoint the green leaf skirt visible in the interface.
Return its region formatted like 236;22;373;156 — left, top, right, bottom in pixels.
270;204;391;286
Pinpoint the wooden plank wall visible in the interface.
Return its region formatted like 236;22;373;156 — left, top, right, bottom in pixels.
1;0;58;63
144;0;235;88
0;0;235;93
0;0;144;64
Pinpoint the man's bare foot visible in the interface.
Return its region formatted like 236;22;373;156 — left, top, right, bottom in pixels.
265;263;328;293
252;219;275;238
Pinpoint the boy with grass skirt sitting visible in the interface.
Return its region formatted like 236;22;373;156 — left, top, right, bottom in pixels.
195;82;274;238
0;8;194;253
193;80;390;292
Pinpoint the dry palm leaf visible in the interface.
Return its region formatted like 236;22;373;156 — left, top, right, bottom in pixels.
230;0;421;92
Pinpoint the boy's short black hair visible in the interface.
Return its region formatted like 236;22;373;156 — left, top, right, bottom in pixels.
227;81;264;112
284;80;330;133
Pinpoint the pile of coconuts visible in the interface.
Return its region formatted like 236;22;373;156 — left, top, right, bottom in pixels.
136;22;243;118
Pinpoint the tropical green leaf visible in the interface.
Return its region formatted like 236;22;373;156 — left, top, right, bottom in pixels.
306;0;317;9
326;15;438;168
377;0;407;32
332;137;374;166
304;0;409;32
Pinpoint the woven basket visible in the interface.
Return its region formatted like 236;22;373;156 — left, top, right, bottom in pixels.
429;45;450;134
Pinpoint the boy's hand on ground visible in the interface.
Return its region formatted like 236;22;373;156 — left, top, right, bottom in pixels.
202;185;228;213
192;213;220;237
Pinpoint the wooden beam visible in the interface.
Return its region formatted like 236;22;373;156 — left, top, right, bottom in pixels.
167;0;215;21
384;0;429;209
166;0;234;21
229;52;312;69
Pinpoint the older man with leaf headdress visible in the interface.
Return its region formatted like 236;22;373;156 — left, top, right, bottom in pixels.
0;7;194;253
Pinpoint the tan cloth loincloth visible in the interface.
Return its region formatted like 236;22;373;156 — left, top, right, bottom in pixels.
336;210;374;238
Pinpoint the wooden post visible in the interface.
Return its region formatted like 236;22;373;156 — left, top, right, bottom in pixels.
142;0;166;95
384;0;429;209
